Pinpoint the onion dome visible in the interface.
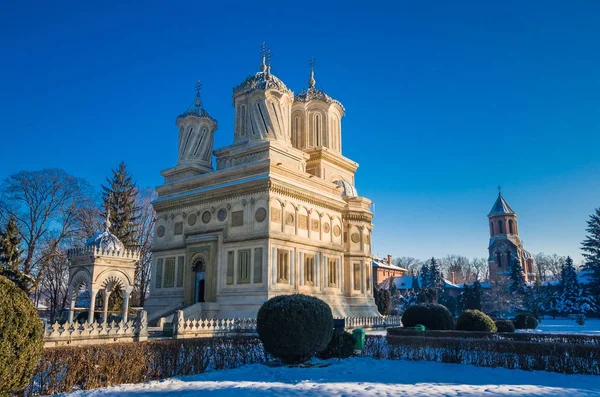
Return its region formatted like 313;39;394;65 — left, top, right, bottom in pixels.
489;191;515;216
233;55;292;97
333;179;358;197
177;81;215;122
294;68;345;113
85;212;125;252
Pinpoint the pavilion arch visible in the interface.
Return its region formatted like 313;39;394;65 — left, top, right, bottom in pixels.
95;268;134;291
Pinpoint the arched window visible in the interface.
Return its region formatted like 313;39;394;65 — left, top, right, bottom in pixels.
508;219;514;234
315;114;320;146
490;222;495;235
293;116;299;147
496;252;502;268
497;220;504;234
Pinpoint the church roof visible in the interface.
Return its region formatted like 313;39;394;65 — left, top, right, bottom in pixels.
488;193;515;216
294;68;345;113
177;83;215;123
233;70;292;97
333;179;358;197
85;214;125;252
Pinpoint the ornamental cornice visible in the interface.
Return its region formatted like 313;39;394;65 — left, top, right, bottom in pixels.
268;180;346;213
306;150;358;172
342;212;374;223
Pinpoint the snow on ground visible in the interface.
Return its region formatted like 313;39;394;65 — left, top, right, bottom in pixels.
528;318;600;335
61;357;600;397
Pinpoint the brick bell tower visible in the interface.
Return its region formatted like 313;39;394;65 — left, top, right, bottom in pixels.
487;188;535;290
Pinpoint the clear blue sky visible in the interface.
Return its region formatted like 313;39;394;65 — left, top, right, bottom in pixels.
1;1;598;262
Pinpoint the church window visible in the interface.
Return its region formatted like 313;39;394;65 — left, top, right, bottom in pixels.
293;116;300;147
226;251;234;285
237;249;251;284
328;258;337;287
366;265;371;291
315;114;321;146
254;248;263;283
490;222;494;235
155;258;163;289
164;257;176;288
176;256;184;288
498;220;504;234
257;103;269;134
182;126;193;154
508;219;514;234
353;262;361;290
241;105;246;136
496;252;502;268
304;255;315;285
277;249;289;283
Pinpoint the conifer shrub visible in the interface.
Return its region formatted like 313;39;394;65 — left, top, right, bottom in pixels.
495;319;516;333
257;294;333;364
513;312;538;329
318;331;356;359
0;275;44;395
456;309;497;332
401;303;455;330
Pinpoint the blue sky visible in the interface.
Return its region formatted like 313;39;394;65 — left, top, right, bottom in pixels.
1;1;598;262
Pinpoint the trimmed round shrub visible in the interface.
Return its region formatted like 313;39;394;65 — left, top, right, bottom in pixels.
513;312;538;329
456;310;497;332
318;331;355;359
257;294;333;364
401;303;455;330
495;319;516;333
0;275;44;395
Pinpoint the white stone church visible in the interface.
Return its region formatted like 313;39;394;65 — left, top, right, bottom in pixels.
144;54;378;322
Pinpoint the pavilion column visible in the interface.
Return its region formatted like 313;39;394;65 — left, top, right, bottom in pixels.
88;289;98;324
68;293;76;324
122;289;132;323
102;290;111;323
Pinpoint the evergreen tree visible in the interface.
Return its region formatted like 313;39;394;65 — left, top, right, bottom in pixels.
558;256;580;314
0;217;32;292
582;207;600;295
389;276;397;297
508;255;526;296
101;161;140;247
419;263;430;289
411;274;420;290
429;257;445;293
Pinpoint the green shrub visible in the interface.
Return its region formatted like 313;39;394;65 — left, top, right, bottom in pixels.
456;310;497;332
513;312;538;329
0;275;44;395
257;294;333;364
495;319;516;333
401;303;455;330
318;331;355;359
374;288;391;315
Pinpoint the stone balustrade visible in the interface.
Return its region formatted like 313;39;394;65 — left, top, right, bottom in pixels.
43;310;148;347
67;246;140;260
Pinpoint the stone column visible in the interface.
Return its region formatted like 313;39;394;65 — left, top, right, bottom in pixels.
123;289;132;323
68;294;76;324
102;290;111;324
88;289;98;324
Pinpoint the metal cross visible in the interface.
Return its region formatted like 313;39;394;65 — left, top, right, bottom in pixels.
497;185;502;193
266;49;272;65
195;80;202;93
309;57;316;69
261;41;267;58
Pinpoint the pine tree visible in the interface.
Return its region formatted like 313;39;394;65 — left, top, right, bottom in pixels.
419;263;430;289
429;257;445;293
0;217;32;292
558;256;580;314
508;255;526;295
582;207;600;295
101;161;140;247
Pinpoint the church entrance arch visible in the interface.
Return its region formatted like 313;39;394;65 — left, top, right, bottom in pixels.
192;257;206;303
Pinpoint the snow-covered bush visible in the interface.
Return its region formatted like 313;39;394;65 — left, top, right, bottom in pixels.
0;275;44;396
494;320;516;333
401;303;455;330
257;294;333;364
455;310;497;332
513;312;538;329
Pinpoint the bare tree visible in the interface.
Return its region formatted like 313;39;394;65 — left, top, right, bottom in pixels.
534;253;565;282
0;169;96;290
470;257;489;282
131;188;157;307
393;257;422;275
441;255;470;284
39;246;70;322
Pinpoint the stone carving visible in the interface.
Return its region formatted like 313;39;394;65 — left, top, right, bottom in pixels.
323;223;330;233
255;207;267;223
232;211;244;227
157;225;165;238
333;225;341;237
218;208;227;222
298;214;308;230
202;211;211;224
174;222;183;235
311;219;319;231
187;213;197;226
270;207;281;222
285;213;294;226
351;233;360;243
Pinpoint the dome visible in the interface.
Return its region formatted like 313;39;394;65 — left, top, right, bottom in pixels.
85;214;125;252
295;87;345;112
177;107;215;123
233;70;292;97
333;179;358;197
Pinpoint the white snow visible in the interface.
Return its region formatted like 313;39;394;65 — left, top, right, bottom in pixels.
60;357;600;397
527;318;600;335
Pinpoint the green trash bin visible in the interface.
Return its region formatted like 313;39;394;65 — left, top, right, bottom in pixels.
414;324;426;331
352;328;365;351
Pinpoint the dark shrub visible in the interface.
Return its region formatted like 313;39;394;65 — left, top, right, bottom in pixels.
513;312;538;329
374;288;391;315
257;294;333;364
456;310;497;332
401;303;455;330
0;275;44;395
318;331;355;359
495;319;516;333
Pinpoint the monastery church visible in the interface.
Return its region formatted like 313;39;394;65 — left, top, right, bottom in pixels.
144;54;379;321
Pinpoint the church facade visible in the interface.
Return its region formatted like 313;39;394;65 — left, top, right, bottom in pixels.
487;192;535;291
144;56;378;321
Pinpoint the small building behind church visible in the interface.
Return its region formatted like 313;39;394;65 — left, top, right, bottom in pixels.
144;54;379;322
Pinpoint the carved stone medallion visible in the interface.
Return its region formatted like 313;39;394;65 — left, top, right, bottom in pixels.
157;225;165;237
255;207;267;222
202;211;211;224
187;213;197;226
218;208;227;222
174;222;183;235
351;232;360;243
333;225;341;237
285;213;294;226
311;219;319;231
323;223;330;233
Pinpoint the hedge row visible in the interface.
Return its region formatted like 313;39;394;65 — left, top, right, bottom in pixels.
366;335;600;375
25;337;265;396
386;327;600;345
